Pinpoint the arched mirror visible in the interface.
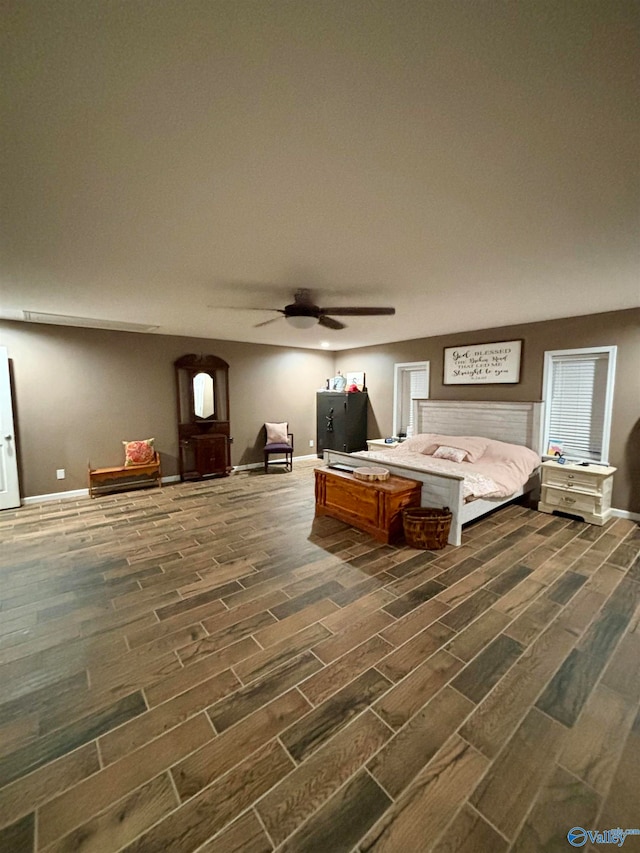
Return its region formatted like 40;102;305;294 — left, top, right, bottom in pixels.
193;372;215;419
175;354;231;480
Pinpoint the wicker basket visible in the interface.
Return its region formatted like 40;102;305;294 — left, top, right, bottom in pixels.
402;507;452;550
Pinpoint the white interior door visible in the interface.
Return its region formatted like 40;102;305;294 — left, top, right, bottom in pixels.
0;346;20;509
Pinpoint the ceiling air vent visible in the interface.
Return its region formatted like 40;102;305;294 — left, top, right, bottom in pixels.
22;312;159;333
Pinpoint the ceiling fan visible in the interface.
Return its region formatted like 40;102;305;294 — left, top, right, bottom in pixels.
251;289;396;330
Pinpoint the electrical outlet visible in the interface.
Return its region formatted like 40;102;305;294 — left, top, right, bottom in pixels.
56;469;65;480
309;439;314;447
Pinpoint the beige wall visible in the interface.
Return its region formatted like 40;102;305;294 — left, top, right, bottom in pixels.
0;321;334;497
335;308;640;514
1;307;638;514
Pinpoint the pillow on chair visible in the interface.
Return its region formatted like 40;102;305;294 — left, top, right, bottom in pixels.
265;422;289;444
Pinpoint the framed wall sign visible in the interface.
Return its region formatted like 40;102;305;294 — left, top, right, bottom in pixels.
443;340;522;385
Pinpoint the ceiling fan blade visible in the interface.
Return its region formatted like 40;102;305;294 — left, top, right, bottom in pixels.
318;315;346;331
253;314;284;328
318;306;396;316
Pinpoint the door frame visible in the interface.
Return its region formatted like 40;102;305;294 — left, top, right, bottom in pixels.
0;346;21;509
392;361;430;437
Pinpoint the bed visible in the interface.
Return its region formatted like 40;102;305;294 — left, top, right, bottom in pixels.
323;400;544;546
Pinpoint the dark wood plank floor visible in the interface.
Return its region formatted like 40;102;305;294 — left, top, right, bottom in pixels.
0;460;638;852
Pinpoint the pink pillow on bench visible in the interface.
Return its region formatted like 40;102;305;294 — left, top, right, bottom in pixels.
123;438;155;466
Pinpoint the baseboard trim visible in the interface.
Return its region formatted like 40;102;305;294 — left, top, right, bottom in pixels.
21;474;182;505
611;508;640;522
22;488;89;504
232;454;318;473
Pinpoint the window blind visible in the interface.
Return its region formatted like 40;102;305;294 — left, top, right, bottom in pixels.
547;353;609;460
403;368;429;435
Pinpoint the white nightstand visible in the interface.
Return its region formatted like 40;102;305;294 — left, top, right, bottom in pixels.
538;461;616;526
366;438;400;452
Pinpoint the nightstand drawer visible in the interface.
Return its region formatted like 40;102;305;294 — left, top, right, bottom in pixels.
542;468;601;493
540;486;601;515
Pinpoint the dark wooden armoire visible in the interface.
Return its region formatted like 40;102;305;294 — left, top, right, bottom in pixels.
316;391;368;458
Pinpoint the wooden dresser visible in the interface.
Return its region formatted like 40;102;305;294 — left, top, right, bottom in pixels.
314;466;421;544
538;460;616;525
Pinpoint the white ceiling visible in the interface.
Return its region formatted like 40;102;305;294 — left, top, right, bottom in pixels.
1;1;638;351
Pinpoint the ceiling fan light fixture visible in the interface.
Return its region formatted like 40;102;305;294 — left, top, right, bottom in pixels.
285;315;318;329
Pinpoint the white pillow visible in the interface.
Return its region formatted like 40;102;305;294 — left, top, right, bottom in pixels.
433;445;467;463
421;435;489;463
398;433;440;454
265;422;289;444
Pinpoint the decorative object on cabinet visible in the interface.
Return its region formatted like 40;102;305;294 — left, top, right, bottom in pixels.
443;340;522;385
316;391;368;458
346;371;365;391
546;439;564;457
175;354;231;480
263;424;294;472
315;466;421;544
331;371;347;391
538;460;616;525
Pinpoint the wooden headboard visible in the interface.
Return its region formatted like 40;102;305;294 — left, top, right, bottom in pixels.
413;400;544;454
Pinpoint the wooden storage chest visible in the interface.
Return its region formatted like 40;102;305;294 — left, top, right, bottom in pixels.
314;466;421;544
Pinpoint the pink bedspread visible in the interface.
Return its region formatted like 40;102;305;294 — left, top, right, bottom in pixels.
354;437;540;500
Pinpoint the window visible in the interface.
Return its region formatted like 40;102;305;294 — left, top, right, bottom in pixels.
393;362;429;437
542;346;617;463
